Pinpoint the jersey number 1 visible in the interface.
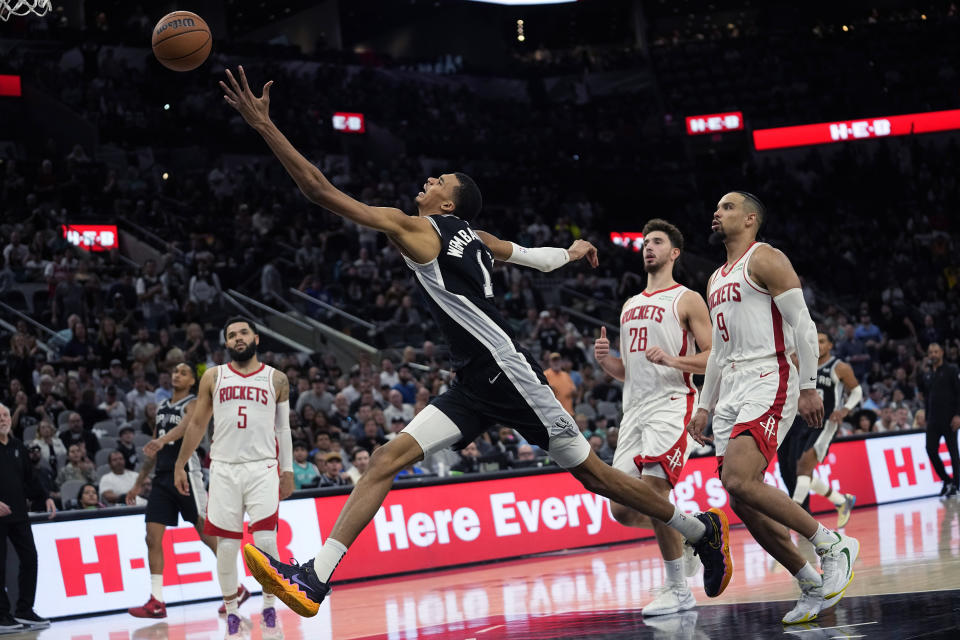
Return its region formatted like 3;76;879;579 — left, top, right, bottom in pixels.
237;406;247;429
629;326;647;352
476;250;494;298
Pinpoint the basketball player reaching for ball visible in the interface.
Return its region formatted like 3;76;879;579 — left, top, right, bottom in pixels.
218;65;733;618
687;192;859;624
174;319;292;640
593;219;713;617
779;332;862;526
127;363;253;618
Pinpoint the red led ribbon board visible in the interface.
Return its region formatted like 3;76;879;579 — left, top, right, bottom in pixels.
0;74;22;97
61;224;119;252
610;232;644;252
685;111;744;135
753;109;960;150
332;112;366;133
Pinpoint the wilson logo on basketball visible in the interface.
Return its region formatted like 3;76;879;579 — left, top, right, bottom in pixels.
155;17;195;35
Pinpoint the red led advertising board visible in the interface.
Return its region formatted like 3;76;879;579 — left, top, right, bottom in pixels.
610;232;644;252
686;111;744;135
0;74;22;97
61;224;119;252
753;109;960;150
332;112;366;133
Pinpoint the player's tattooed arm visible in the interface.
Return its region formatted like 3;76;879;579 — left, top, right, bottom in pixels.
274;369;290;403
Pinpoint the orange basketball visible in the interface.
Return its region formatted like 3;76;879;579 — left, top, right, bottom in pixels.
151;10;212;72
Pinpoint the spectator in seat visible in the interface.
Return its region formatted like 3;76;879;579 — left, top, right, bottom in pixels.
383;389;414;425
317;452;350;487
345;448;370;484
292;441;320;489
29;421;65;471
59;412;100;457
77;389;110;431
309;432;332;460
356;420;387;452
513;444;539;468
873;407;895;432
60;321;96;364
115;426;139;470
452;441;483;474
392;365;417;404
131;328;160;377
891;407;912;431
126;375;156;421
544;352;576;415
28;443;59;510
56;443;96;486
98;451;138;505
76;483;104;510
98;385;127;426
297;376;334;416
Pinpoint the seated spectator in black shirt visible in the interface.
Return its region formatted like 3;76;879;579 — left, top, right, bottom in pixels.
77;389;111;430
28;443;60;510
317;452;350;487
59;412;100;457
356;419;387;453
452;441;483;474
115;425;139;470
61;321;97;364
512;443;540;468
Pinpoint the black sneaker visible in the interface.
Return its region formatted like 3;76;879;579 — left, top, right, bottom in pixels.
947;483;959;497
940;481;952;497
14;609;50;629
242;544;330;618
690;508;733;598
0;614;27;634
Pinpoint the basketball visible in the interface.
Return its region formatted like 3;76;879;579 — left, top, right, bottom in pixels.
151;10;212;72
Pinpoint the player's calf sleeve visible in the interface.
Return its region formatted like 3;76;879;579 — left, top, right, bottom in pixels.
810;477;846;505
216;537;241;603
793;475;812;503
253;530;279;606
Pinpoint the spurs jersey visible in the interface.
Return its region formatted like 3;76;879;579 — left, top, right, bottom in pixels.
620;284;698;423
155;393;199;473
707;242;795;367
211;363;278;463
816;356;844;418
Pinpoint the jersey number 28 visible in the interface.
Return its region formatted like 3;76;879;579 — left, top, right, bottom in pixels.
628;327;647;352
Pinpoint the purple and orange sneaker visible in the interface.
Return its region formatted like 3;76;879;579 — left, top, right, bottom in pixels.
691;508;733;597
243;544;330;618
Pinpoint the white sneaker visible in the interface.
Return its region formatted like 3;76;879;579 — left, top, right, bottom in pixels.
642;583;696;616
818;532;859;599
782;576;823;624
643;610;699;639
682;543;702;578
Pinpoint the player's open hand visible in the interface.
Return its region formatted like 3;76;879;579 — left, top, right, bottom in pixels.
174;468;190;496
126;485;140;506
220;65;273;129
686;408;713;445
799;388;824;428
567;239;599;268
594;327;610;361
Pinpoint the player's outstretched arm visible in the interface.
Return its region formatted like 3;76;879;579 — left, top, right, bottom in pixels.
274;370;295;500
143;399;197;458
646;290;713;374
749;245;823;427
220;66;440;262
476;230;599;271
174;368;216;495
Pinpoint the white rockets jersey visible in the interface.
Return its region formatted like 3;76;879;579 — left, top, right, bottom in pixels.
620;284;698;420
707;242;795;368
210;363;278;463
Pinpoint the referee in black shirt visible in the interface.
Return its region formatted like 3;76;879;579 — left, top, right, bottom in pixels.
919;343;960;496
0;403;56;631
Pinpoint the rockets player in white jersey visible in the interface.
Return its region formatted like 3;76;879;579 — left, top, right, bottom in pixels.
594;219;713;616
175;317;292;640
686;192;859;625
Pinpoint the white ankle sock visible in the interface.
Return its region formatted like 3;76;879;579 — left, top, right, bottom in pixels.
224;596;239;615
793;562;821;586
808;523;838;549
313;538;348;583
792;475;811;503
811;477;846;505
150;574;164;602
664;558;684;586
666;507;706;542
263;593;276;607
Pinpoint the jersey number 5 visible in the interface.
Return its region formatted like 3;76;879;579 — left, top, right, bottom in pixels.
629;326;647;352
237;406;247;429
716;312;730;342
